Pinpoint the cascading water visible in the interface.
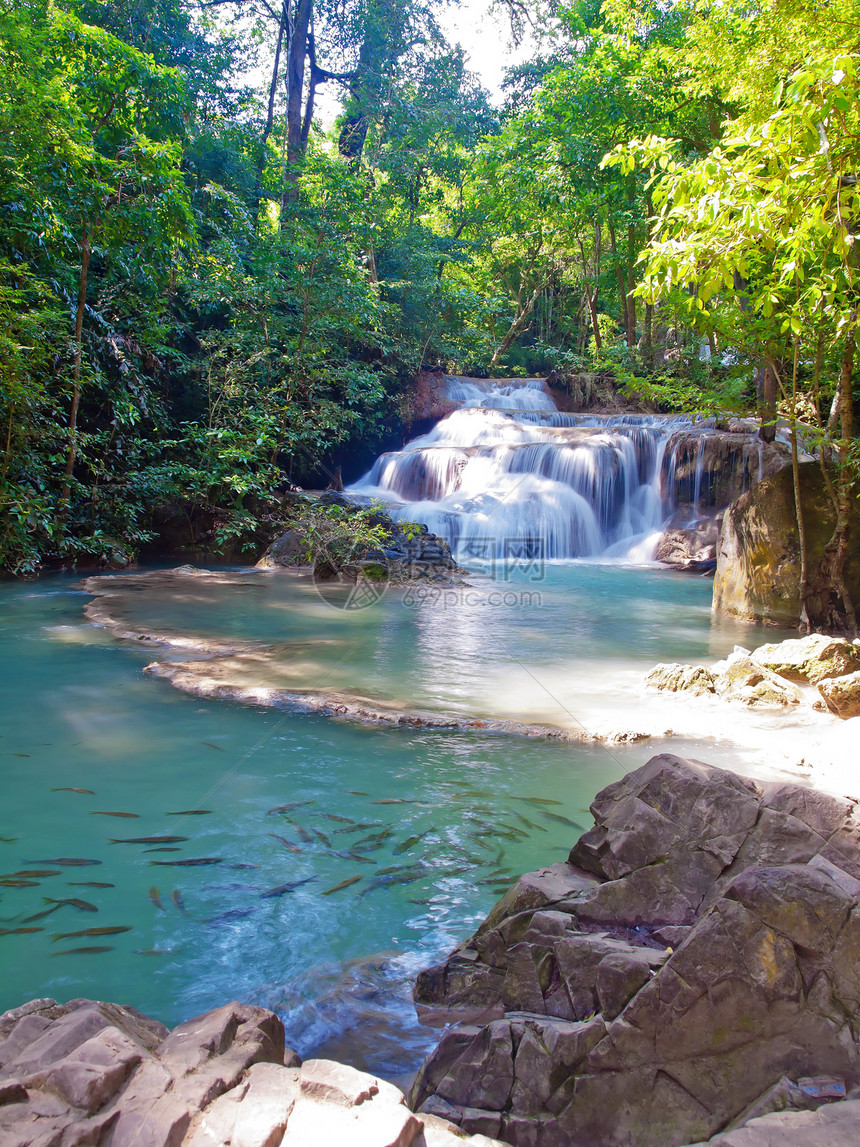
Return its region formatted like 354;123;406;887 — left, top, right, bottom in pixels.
349;378;754;561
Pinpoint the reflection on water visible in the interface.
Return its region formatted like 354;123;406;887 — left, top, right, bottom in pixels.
0;564;815;1077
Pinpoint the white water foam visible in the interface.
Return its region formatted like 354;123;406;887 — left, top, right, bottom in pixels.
350;378;733;561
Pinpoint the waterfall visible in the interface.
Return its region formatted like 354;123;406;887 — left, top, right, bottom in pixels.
349;378;757;562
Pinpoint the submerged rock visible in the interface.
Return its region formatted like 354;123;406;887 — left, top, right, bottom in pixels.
409;754;860;1146
0;998;503;1147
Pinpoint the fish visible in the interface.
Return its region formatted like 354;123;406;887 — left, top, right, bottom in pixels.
347;791;369;796
268;834;302;854
0;879;39;887
90;811;139;818
166;810;211;816
206;907;256;925
150;858;222;867
1;870;61;879
466;835;495;852
51;788;94;794
148;887;165;912
312;828;332;847
329;851;375;864
1;753;30;758
0;837;18;843
538;811;585;830
229;864;260;870
377;863;427;877
261;877;317;899
135;947;176;956
43;897;98;912
285;819;313;844
371;799;414;804
321;814;353;824
68;882;114;888
28;858;101;867
333;822;381;834
478;875;512;886
21;904;61;922
346;840;384;855
267;801;314;815
393;830;431;855
144;847;181;853
360;872;425;894
110;836;188;845
52;946;114;956
201;742;225;751
52;926;131;942
512;812;545;832
322;876;362;895
170;890;187;915
513;797;563;806
0;926;44;935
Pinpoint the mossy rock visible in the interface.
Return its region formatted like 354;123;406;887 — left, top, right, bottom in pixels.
713;463;860;628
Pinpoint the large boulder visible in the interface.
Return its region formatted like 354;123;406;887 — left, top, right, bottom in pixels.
645;663;716;695
753;634;860;684
410;754;860;1147
818;671;860;719
654;512;723;574
711;650;803;708
713;462;860;628
662;433;789;516
0;998;504;1147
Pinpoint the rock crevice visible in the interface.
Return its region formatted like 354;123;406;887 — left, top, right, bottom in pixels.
409;754;860;1146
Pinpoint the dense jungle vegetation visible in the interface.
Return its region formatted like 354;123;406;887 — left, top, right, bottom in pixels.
1;0;858;576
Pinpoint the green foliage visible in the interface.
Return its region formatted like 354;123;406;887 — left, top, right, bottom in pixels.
2;0;857;575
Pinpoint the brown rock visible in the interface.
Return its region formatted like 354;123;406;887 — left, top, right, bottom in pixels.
713;462;860;628
411;755;860;1147
712;652;802;708
818;671;860;718
644;663;716;695
753;635;860;684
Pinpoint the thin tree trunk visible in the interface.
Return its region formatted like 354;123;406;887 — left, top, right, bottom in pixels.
608;222;628;344
813;327;857;634
643;301;654;372
255;4;287;222
788;336;810;630
626;223;636;349
489;284;543;369
61;229;91;506
281;0;313;209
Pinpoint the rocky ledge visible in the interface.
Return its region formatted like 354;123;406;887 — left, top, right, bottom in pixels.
0;996;503;1147
646;633;860;715
408;753;860;1146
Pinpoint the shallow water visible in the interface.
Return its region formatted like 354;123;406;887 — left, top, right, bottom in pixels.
0;565;799;1074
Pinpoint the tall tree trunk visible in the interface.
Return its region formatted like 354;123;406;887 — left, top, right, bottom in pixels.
788;337;810;630
61;229;91;507
608;223;628;344
489;284;543;369
807;326;857;634
281;0;313;209
255;4;287;223
626;223;636;349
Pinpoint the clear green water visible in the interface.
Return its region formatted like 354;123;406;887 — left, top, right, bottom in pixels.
0;565;785;1074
